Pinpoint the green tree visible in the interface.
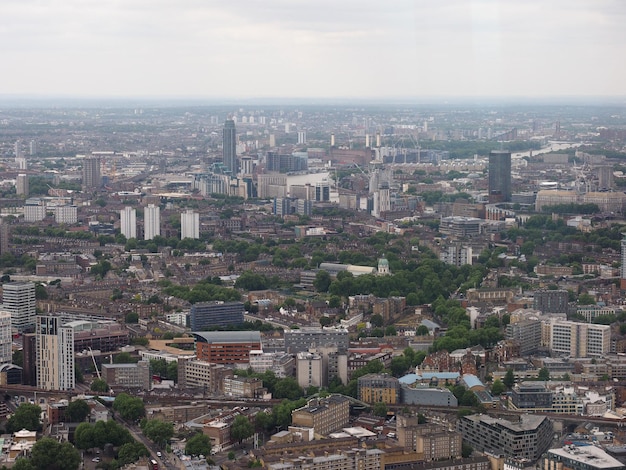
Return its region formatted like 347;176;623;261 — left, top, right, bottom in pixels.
372;402;388;417
140;419;174;448
7;403;41;433
538;367;550;381
74;422;96;450
254;411;275;432
11;458;35;470
30;437;81;470
125;312;139;323
114;352;137;364
65;399;90;422
370;314;384;328
416;325;430;336
578;293;596;305
274;377;304;400
117;442;149;466
185;432;212;457
91;378;109;393
230;415;254;444
34;283;48;300
113;393;145;421
503;369;515;389
313;270;332;292
490;379;506;396
462;442;473;458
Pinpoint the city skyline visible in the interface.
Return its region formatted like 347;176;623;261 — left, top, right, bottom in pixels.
1;1;625;101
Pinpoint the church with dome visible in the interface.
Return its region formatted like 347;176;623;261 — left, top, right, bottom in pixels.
377;255;390;275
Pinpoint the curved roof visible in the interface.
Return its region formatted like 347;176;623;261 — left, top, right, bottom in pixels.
192;331;261;344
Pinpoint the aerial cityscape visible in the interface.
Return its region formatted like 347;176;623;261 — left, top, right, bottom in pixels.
1;1;626;470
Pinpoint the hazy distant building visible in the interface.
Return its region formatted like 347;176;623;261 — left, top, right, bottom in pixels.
82;155;101;190
120;206;137;239
181;210;199;239
223;119;237;174
24;198;46;222
0;221;9;256
144;204;160;240
54;205;77;224
16;174;28;196
488;150;512;203
190;302;245;331
316;181;331;202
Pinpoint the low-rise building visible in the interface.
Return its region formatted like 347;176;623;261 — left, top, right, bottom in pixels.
544;445;624;470
291;395;350;436
358;373;400;404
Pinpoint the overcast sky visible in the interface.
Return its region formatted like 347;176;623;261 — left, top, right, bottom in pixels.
1;0;624;100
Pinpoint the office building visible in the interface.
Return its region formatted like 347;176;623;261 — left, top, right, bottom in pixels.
23;198;46;222
223;376;265;398
192;330;261;365
102;361;150;390
144;204;160;240
177;358;232;392
291;395;350;435
190;301;244;330
544;446;624;470
16;174;28;196
240;156;254;176
488;150;512;203
54;205;77;224
284;327;349;354
249;351;295;378
181;210;200;239
82;155;101;190
297;130;307;145
457;414;553;461
0;310;11;365
2;281;36;332
120;207;137;239
258;173;287;199
315;182;331;202
534;290;569;314
510;382;553;409
36;316;75;391
505;320;542;356
223;119;237;174
549;320;610;357
358;373;400;404
296;351;324;389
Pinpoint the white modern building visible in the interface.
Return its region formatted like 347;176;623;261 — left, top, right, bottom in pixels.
549;320;611;358
1;281;36;332
120;206;137;239
0;310;12;365
36;315;75;391
144;204;160;240
54;205;77;224
23;198;46;222
181;210;199;239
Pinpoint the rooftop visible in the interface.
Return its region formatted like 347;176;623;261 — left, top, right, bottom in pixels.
548;445;625;469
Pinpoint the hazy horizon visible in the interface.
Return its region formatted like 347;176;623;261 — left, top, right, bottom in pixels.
2;1;625;100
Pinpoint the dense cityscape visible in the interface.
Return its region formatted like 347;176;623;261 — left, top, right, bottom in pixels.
0;101;625;470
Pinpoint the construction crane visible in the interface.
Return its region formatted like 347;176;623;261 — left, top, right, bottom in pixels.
88;347;101;380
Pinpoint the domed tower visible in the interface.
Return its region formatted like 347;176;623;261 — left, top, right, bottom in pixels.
378;254;390;275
